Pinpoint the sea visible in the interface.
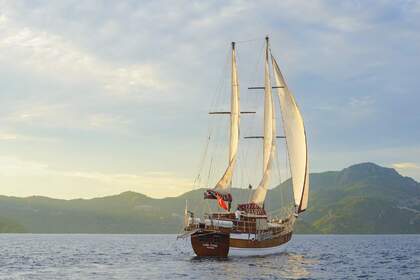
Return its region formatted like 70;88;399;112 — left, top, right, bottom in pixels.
0;234;418;280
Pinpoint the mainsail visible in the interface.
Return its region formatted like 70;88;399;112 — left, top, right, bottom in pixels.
251;38;276;206
271;55;309;213
213;42;240;194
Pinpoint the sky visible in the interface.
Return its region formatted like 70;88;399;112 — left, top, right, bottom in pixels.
0;0;419;199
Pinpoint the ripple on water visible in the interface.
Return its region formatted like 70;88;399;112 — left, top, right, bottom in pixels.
0;234;419;279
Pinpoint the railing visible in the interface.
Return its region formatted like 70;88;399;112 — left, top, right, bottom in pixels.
192;212;296;235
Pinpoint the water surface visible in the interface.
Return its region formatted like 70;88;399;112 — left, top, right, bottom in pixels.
0;234;418;279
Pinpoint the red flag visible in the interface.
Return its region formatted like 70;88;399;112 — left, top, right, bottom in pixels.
216;194;228;210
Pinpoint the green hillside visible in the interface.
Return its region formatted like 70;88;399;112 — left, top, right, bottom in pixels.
0;162;419;234
0;216;26;233
298;163;420;233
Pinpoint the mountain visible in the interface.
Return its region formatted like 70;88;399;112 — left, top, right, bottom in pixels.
0;216;26;233
295;163;420;233
0;162;419;234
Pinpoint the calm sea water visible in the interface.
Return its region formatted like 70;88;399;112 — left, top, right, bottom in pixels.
0;234;418;280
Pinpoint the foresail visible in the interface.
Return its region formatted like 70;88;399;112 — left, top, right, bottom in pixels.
251;39;276;206
214;42;240;194
271;55;309;213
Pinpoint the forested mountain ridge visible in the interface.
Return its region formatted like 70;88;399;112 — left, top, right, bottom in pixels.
1;163;419;234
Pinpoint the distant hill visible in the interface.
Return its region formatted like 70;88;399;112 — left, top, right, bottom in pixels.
0;216;26;233
0;162;419;234
296;163;420;233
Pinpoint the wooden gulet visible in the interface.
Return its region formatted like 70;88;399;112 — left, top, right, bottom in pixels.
180;36;309;257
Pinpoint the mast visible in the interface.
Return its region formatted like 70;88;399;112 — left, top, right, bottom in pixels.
213;42;240;194
262;36;274;174
271;54;309;213
251;36;276;206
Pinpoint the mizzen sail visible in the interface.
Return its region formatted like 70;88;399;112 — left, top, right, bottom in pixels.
213;42;240;194
271;55;309;213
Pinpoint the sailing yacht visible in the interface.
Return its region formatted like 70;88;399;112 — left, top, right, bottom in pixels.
181;36;309;257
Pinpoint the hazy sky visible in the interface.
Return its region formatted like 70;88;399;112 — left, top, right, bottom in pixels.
1;0;419;199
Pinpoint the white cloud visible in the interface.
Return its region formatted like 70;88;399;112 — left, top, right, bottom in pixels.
2;103;131;132
0;14;167;98
0;131;56;142
0;0;419;198
0;156;192;198
0;132;18;140
0;156;50;177
311;95;376;124
392;162;420;170
88;113;131;129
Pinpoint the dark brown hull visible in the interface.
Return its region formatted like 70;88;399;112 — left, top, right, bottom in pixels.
230;232;292;249
191;231;292;257
191;231;230;257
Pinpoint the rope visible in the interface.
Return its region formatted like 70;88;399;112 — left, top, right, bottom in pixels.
241;41;265;204
193;135;211;186
235;36;265;44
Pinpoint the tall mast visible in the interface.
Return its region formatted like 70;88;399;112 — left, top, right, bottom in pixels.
251;36;276;206
213;42;240;193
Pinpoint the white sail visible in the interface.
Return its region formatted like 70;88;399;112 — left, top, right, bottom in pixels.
251;39;276;206
271;55;309;213
214;42;240;194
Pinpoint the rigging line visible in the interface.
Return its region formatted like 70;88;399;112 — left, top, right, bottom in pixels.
206;157;214;188
274;138;285;212
235;45;245;200
243;40;265;196
206;55;230;189
238;142;247;202
205;48;229;155
194;134;215;187
209;47;230;111
237;46;256;205
276;140;283;183
235;45;248;204
204;199;212;218
235;36;265;44
193;135;211;186
267;207;284;217
215;119;228;185
237;141;248;204
284;145;293;207
196;47;230;190
210;103;228;187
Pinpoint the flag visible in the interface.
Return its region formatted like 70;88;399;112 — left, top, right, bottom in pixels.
216;194;228;210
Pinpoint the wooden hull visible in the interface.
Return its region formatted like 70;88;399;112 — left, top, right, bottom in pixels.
230;232;292;248
191;231;230;257
191;231;292;257
229;232;292;256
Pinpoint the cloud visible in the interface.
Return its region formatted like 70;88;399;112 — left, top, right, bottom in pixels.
0;13;167;98
270;0;373;32
0;131;56;142
88;113;132;129
0;156;192;198
0;0;419;198
392;162;420;170
0;156;50;177
0;132;18;140
311;95;376;125
2;103;132;133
